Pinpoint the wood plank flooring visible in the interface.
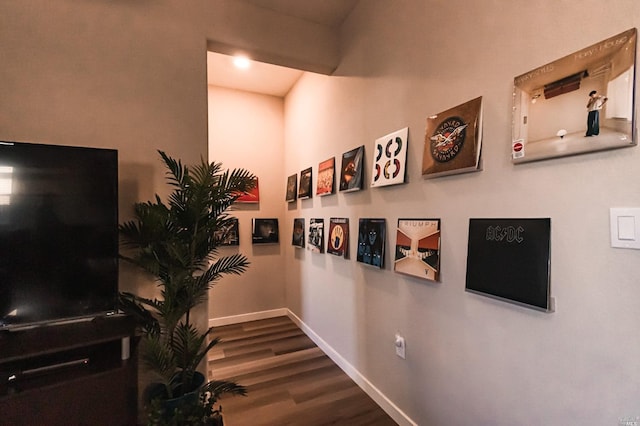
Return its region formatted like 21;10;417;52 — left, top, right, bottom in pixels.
208;316;397;426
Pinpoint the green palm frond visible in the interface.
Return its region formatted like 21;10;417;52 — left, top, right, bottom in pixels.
119;150;254;412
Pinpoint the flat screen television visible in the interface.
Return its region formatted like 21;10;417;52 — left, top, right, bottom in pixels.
465;218;551;312
0;141;119;329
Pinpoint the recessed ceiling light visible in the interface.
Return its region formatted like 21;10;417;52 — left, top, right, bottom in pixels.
233;55;251;69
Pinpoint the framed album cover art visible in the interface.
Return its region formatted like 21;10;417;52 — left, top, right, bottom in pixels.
327;217;349;258
292;218;305;248
512;28;636;164
316;157;335;196
307;218;324;253
465;218;552;312
298;167;312;199
394;219;440;281
286;174;297;203
236;177;260;203
357;218;385;269
422;96;483;178
213;217;239;246
251;218;279;244
339;146;364;192
371;127;408;188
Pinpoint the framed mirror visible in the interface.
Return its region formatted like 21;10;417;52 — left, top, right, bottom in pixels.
512;28;637;163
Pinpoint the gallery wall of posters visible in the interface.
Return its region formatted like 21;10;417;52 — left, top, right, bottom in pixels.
357;218;386;268
252;218;279;244
371;127;408;188
422;96;483;178
316;157;335;196
286;174;297;202
292;218;305;248
213;217;239;246
339;146;364;192
394;219;440;281
308;218;324;253
298;167;312;199
327;218;349;258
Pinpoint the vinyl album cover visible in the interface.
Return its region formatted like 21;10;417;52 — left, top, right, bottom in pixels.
316;157;335;196
422;96;483;178
394;219;440;281
371;127;408;187
466;218;552;312
357;218;385;269
327;218;349;258
339;146;364;192
251;218;279;244
307;218;324;253
292;218;305;248
213;217;239;246
286;174;297;202
298;167;312;199
236;177;260;203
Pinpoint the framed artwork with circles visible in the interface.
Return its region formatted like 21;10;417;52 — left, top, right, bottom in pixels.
371;127;408;188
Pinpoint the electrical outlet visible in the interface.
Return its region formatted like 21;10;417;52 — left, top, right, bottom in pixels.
395;333;406;359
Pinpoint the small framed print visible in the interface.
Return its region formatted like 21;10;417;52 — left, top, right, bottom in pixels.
298;167;312;199
214;217;239;246
286;174;297;202
252;218;279;244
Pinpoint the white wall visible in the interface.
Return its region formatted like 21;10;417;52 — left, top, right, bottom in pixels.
208;85;286;318
283;1;640;425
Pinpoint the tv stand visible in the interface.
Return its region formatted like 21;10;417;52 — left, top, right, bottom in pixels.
0;315;137;425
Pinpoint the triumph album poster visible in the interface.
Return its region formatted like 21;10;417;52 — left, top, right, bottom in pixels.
394;219;440;281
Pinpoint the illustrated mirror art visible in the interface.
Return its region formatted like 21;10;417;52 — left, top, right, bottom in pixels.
512;28;637;163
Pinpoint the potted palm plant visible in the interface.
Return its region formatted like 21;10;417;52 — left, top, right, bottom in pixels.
119;151;255;425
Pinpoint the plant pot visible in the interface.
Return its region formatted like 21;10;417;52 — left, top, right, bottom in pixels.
144;371;206;419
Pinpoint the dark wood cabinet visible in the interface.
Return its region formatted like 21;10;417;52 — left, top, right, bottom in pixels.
0;315;137;426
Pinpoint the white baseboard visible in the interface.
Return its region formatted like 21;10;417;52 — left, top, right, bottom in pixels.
211;309;417;426
209;308;288;327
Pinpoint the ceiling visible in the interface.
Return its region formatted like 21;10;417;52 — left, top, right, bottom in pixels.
207;0;358;97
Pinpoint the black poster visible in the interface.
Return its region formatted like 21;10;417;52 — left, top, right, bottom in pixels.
465;218;551;311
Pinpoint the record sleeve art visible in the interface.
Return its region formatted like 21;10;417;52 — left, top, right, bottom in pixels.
213;217;239;246
286;174;297;202
371;127;408;188
339;146;364;192
357;218;385;269
236;177;260;203
422;96;483;178
292;218;305;248
394;219;441;281
327;218;349;258
316;157;335;196
298;167;312;199
251;218;279;244
307;218;324;253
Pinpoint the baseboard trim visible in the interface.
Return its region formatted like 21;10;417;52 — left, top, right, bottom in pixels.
210;308;416;425
209;308;288;327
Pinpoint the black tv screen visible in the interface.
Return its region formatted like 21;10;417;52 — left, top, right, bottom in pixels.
0;141;119;329
465;218;551;311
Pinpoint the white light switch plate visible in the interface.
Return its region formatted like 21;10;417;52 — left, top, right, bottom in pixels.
610;208;640;249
